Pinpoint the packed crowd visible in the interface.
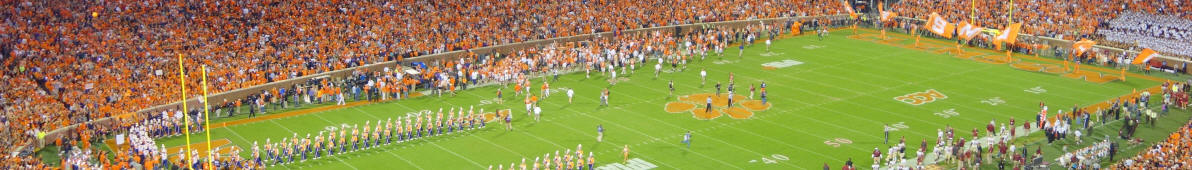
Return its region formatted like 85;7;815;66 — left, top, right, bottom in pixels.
882;0;1192;77
3;1;853;167
54;107;220;169
0;0;853;167
890;0;1190;39
1097;11;1192;57
889;0;1192;63
1114;120;1192;169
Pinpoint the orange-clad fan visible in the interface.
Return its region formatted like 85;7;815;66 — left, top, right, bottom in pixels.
1;0;853;168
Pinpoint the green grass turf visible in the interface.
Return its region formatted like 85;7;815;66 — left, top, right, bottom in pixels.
152;29;1176;169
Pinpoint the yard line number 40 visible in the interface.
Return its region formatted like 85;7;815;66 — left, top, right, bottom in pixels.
748;154;792;164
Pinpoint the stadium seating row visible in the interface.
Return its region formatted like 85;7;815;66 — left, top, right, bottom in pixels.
0;1;848;168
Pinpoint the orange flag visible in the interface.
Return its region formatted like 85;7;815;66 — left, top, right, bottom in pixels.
924;13;955;38
1131;48;1158;64
993;23;1023;49
956;22;983;41
880;11;898;22
1072;39;1097;56
843;2;857;19
878;2;896;22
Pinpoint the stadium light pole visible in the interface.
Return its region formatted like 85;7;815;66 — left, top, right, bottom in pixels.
201;65;213;168
176;54;193;168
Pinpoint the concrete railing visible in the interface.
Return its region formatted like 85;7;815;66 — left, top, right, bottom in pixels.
27;14;850;152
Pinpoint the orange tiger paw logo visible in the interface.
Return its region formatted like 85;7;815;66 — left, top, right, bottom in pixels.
664;93;770;120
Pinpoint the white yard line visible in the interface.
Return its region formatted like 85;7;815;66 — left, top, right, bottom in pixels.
224;127;253;145
821;37;1150;168
765;99;897;138
719;61;953;128
577;44;1011;168
468;135;527;157
799;63;1037;116
720;54;1003;129
533;100;684;169
329;155;362;170
585;75;872;168
596;86;813;168
383;150;426;170
517;130;567;149
267;119;360;170
825;43;1114;98
661;74;936;140
575;112;743;169
718;124;838;167
534;90;743;169
666;79;924;139
851;57;1076;110
427;142;486;168
269;119;298;134
311;112;339;124
662;69;897;135
351;107;384;120
385;100;545;163
763;44;1083;118
549;85;744;169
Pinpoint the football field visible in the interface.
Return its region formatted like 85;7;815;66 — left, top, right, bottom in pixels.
154;28;1171;169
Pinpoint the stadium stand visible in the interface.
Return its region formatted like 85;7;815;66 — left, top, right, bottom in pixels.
891;0;1191;39
2;0;1190;169
1097;11;1192;57
0;0;849;168
1113;120;1192;169
889;0;1192;74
